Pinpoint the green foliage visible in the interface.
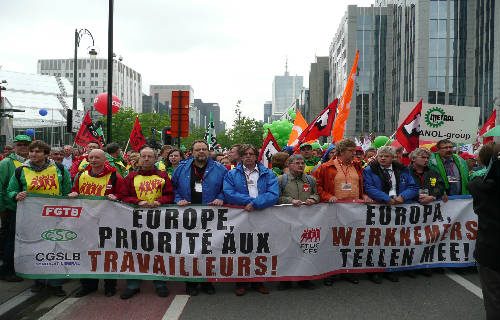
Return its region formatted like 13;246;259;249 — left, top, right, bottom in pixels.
101;108;170;147
225;104;263;147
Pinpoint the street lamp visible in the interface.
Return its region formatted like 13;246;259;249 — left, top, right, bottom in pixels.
73;28;97;111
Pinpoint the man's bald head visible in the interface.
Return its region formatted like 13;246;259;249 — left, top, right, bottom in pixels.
88;149;107;171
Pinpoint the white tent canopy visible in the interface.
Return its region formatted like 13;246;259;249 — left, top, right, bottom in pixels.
0;70;83;128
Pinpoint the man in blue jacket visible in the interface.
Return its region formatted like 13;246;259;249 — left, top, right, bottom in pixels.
172;140;227;296
223;144;279;296
363;146;418;283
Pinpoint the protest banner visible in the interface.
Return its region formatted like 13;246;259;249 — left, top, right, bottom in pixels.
398;103;480;144
15;196;476;282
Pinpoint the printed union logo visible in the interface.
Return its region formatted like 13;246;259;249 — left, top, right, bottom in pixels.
424;106;454;128
41;229;78;242
42;206;82;218
300;227;321;243
300;227;321;254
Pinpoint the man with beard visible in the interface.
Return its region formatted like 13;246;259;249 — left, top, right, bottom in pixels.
172;140;227;296
0;135;31;282
429;139;469;196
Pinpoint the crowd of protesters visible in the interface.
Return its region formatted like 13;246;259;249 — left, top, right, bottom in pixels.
0;135;498;317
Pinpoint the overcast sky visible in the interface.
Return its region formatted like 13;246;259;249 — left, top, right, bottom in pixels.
0;0;373;127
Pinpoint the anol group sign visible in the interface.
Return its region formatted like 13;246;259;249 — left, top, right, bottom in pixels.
399;103;480;144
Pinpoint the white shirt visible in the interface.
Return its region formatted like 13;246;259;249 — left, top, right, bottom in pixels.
383;165;397;197
62;155;72;170
243;165;259;198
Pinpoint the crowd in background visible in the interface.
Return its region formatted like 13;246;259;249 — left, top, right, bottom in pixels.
0;135;499;317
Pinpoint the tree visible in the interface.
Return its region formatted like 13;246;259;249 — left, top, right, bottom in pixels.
226;103;263;147
100;108;170;148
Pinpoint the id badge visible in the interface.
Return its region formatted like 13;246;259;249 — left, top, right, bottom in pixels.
303;183;310;192
447;176;458;183
341;182;352;191
195;182;203;192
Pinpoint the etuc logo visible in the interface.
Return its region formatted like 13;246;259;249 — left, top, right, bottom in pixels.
41;229;77;242
300;227;321;254
42;206;82;218
300;228;321;243
424;106;454;128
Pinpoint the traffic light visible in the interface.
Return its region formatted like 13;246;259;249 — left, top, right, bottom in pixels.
163;126;172;145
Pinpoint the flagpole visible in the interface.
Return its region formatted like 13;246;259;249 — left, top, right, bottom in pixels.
123;138;130;154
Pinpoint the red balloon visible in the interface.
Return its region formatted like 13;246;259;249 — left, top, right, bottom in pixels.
93;92;121;115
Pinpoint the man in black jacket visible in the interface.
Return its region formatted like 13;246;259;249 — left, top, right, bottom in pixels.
468;143;500;319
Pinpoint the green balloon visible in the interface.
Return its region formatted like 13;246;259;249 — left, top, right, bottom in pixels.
373;135;390;148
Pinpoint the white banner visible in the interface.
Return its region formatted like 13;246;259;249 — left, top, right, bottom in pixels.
399;103;480;144
15;196;476;281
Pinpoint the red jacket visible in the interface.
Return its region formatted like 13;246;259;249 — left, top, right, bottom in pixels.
72;163;122;196
118;168;174;204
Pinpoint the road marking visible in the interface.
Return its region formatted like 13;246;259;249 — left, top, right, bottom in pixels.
39;297;79;320
162;295;190;320
445;271;483;299
0;289;36;316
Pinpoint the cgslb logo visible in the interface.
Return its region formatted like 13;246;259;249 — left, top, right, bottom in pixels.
42;206;82;218
300;227;321;254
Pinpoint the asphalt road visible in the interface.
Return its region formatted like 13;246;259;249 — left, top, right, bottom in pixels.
0;269;485;320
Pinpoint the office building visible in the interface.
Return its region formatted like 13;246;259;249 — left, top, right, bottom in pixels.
37;58;142;114
193;99;224;133
263;101;272;123
329;0;500;137
308;56;330;122
272;64;303;117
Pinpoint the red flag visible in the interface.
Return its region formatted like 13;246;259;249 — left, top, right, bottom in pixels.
395;99;423;153
74;111;105;147
258;129;281;168
478;110;496;144
129;116;147;151
294;99;338;150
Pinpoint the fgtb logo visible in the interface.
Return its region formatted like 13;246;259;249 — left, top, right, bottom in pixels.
300;227;321;254
42;206;82;218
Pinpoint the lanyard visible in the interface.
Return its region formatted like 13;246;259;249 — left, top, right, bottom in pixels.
244;169;258;182
193;165;205;182
337;160;351;184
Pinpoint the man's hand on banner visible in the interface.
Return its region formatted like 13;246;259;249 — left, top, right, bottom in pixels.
209;199;223;206
68;192;79;198
291;199;303;207
362;195;373;203
177;200;191;206
244;203;254;212
442;194;449;202
15;191;27;201
418;194;436;204
305;198;317;206
393;196;405;205
107;194;118;201
328;196;338;203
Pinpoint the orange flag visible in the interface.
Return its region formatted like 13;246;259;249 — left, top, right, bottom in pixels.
287;110;308;146
331;50;359;142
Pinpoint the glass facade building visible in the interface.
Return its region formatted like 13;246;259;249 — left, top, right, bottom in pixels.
331;0;500;137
